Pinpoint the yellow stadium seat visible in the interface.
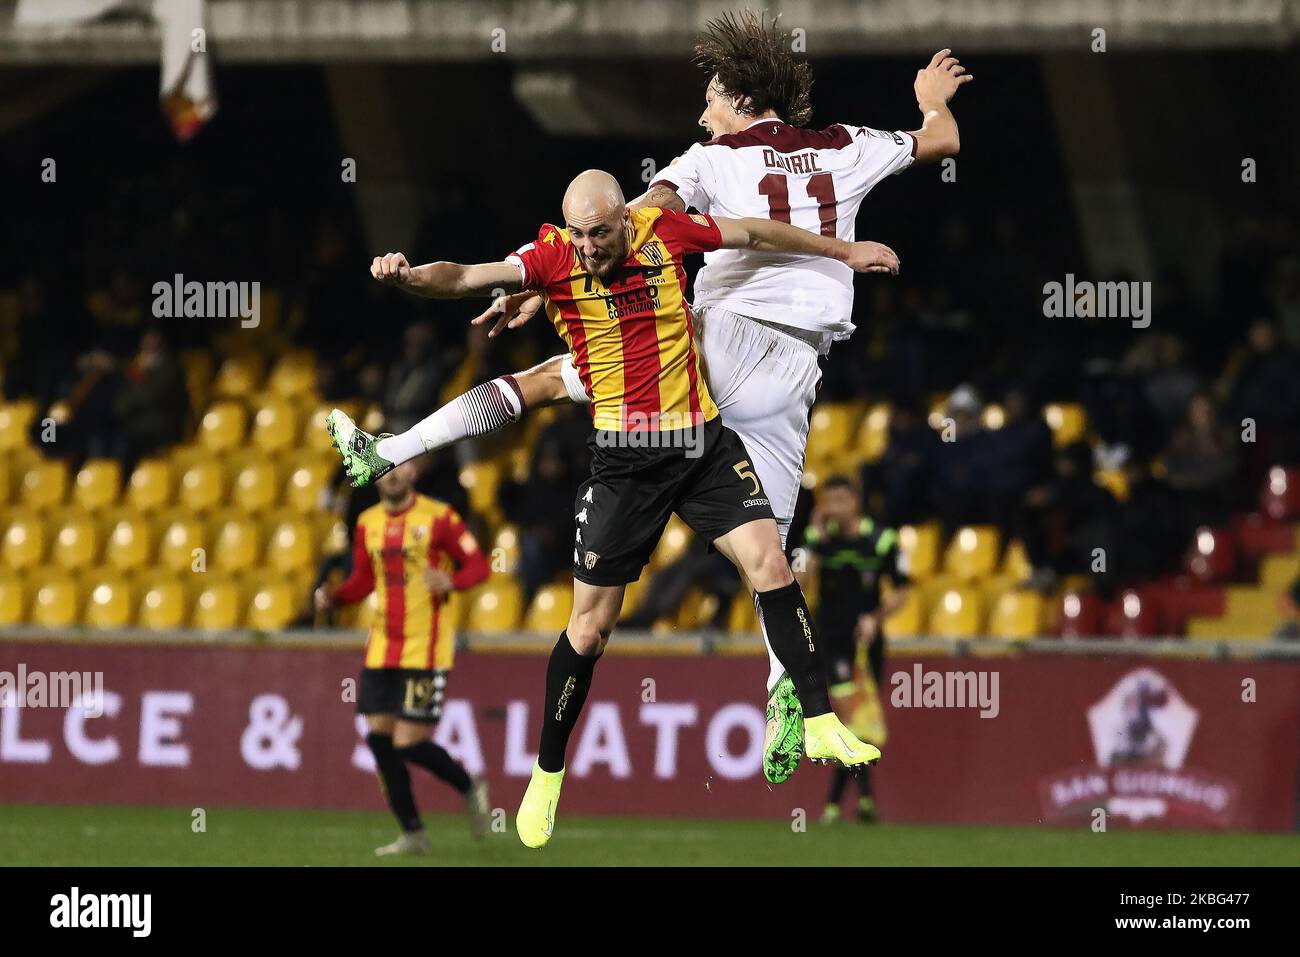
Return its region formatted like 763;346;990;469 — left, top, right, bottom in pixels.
230;458;282;513
489;524;521;576
458;460;502;524
1094;467;1129;503
675;587;721;630
197;401;248;454
210;514;263;570
126;458;174;511
250;396;302;455
50;511;101;571
524;583;573;633
103;512;155;572
1000;538;1033;583
72;459;122;511
727;589;759;634
465;579;524;633
136;573;189;630
191;577;244;630
267;351;318;400
1;513;46;570
1044;402;1087;447
265;518;317;575
30;572;80;628
649;514;692;569
283;456;338;513
806;402;865;466
318;516;350;557
0;571;26;625
884;586;926;637
898;523;941;579
857;403;892;465
212;354;265;399
177;459;227;513
157;517;207;573
0;400;37;452
20;458;68;511
246;580;299;631
988;589;1045;640
82;571;133;629
944;526;1001;582
180;350;214;414
929;587;985;637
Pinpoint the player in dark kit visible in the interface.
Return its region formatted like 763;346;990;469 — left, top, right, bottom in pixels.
344;169;900;847
802;476;910;823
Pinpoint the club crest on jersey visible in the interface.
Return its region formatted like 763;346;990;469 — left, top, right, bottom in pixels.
642;241;665;266
412;526;426;542
583;551;600;570
689;214;710;227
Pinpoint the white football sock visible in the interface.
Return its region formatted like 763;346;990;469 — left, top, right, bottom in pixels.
375;375;524;464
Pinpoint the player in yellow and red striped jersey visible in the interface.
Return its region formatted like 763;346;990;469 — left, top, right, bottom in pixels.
334;169;897;848
314;460;491;855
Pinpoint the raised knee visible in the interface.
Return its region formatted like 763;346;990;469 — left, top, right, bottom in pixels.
566;616;611;656
750;547;794;592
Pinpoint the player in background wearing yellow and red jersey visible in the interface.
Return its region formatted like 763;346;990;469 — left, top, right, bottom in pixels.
315;461;491;855
336;170;895;847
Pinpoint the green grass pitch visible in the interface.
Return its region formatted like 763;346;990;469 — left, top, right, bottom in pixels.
2;804;1297;866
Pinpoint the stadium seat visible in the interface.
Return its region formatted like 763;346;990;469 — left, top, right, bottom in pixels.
136;573;189;630
20;458;68;511
283;456;338;513
197;401;248;453
458;460;503;524
898;523;941;580
0;571;26;625
856;403;892;464
72;459;122;511
1260;466;1300;521
29;571;80;628
1103;588;1164;639
674;588;721;630
103;512;154;572
267;351;318;400
1094;467;1130;503
883;586;926;637
649;514;692;568
988;589;1045;639
805;402;864;466
212;354;265;399
250;397;302;455
928;587;985;637
180;350;214;414
1000;538;1033;583
524;583;573;632
126;458;175;511
177;459;227;513
1;513;46;570
157;517;207;573
1043;403;1087;447
1056;589;1103;637
50;511;101;571
82;571;133;629
0;400;37;452
230;458;282;514
246;580;299;631
265;518;318;575
726;589;759;634
489;524;520;576
191;578;244;630
1184;525;1236;584
210;514;263;570
465;578;523;633
943;526;1000;581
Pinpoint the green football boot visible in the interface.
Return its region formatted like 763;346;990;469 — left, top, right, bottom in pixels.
763;672;803;784
326;408;395;488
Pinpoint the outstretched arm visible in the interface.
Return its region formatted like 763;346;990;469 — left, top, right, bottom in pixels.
908;49;971;164
371;252;523;299
715;217;900;275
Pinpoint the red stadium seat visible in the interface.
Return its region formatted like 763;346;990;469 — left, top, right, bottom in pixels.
1260;466;1300;521
1055;589;1102;638
1102;588;1165;639
1183;526;1236;584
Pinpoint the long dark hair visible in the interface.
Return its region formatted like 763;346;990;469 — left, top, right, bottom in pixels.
693;10;814;127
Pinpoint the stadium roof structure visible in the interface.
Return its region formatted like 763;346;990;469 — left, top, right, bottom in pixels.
2;0;1300;64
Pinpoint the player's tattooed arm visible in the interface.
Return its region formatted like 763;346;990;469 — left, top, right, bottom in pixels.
715;217;900;275
370;252;522;299
908;49;971;164
628;183;687;212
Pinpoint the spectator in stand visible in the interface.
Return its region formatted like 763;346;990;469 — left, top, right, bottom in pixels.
110;327;190;472
1223;319;1300;478
383;320;447;436
1125;333;1202;428
929;384;987;533
500;435;580;601
1161;392;1237;528
861;396;939;528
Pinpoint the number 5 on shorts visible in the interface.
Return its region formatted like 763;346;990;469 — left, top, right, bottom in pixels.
733;460;760;496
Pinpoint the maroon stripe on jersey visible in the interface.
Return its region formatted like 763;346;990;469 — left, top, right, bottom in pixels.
705;122;853;153
617;268;662;429
648;179;683;195
382;515;407;667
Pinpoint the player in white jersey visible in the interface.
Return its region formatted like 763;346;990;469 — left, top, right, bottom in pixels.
327;11;970;785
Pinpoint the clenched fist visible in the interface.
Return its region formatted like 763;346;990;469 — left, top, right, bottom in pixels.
371;252;413;286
